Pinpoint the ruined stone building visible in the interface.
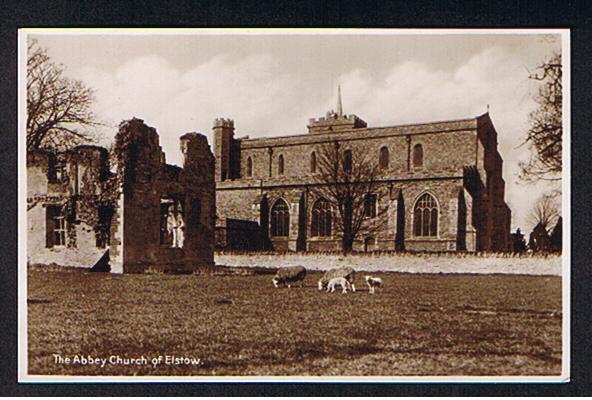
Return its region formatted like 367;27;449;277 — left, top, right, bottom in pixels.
27;119;215;272
215;95;512;252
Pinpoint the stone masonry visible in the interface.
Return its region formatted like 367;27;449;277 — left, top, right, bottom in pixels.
215;106;512;252
27;119;216;273
27;145;113;268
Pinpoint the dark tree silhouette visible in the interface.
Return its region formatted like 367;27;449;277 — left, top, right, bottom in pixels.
311;141;387;253
549;217;562;252
528;193;560;232
520;52;562;182
511;228;527;252
529;223;550;252
27;39;99;152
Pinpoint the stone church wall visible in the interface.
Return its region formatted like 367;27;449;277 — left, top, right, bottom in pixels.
215;112;512;253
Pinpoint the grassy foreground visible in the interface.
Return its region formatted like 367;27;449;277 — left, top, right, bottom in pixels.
27;267;562;376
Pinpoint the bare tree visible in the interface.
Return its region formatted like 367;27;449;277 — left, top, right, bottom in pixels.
27;39;99;152
311;141;387;253
528;193;560;232
519;51;562;182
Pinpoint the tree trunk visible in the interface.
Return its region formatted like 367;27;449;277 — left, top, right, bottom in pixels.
342;235;354;254
342;197;354;254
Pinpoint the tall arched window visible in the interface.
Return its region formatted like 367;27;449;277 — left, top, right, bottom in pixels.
414;193;438;237
413;144;423;168
379;146;389;169
278;154;284;175
246;156;253;177
343;149;352;173
310;151;317;173
271;198;290;237
311;198;332;237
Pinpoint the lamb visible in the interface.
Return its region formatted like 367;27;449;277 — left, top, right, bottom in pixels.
318;267;356;292
365;275;382;294
327;277;352;294
272;265;306;288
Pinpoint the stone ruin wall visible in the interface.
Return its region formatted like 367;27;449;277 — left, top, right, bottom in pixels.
26;119;216;273
27;146;112;268
111;119;216;273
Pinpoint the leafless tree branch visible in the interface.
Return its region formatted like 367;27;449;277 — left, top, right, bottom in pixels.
520;51;562;183
310;141;388;253
528;193;560;232
27;39;102;153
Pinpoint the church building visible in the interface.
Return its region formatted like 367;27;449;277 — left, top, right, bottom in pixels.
215;91;512;252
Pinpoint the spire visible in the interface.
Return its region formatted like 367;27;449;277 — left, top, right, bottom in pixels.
336;85;343;117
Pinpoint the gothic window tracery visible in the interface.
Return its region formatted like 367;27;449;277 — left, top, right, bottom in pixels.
311;197;332;237
413;193;438;237
271;198;289;237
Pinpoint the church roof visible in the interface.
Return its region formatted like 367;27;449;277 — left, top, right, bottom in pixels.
239;113;491;149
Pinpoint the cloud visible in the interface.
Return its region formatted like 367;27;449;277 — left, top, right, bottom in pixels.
332;46;558;232
77;52;297;161
75;44;559;233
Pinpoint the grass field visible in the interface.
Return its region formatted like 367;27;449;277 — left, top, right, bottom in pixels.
27;267;563;377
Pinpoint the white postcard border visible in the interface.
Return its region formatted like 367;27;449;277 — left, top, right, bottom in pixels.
17;27;571;384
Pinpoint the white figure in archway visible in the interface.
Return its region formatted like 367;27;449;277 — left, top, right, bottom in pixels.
174;205;185;248
166;203;176;246
168;202;184;248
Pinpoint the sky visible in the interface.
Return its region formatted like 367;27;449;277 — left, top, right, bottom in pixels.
27;30;564;233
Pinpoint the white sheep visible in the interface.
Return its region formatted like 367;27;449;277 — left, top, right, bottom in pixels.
318;267;356;292
272;265;306;288
365;275;382;294
326;277;351;294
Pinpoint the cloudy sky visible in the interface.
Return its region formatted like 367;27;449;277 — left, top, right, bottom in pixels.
27;30;564;232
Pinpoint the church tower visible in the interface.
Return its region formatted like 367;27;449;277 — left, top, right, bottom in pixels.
307;86;367;134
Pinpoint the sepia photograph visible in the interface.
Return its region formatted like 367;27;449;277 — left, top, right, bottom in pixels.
18;28;569;382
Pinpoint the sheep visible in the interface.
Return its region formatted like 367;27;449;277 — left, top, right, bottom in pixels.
318;267;356;292
365;275;382;294
327;277;352;294
272;265;306;288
